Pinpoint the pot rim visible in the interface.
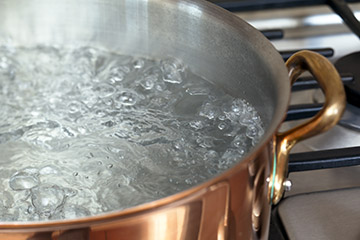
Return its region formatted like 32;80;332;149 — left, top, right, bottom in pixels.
0;0;290;229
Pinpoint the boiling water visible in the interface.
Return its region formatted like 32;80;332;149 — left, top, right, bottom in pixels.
0;45;264;221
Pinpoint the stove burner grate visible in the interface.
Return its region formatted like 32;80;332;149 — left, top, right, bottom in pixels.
335;51;360;108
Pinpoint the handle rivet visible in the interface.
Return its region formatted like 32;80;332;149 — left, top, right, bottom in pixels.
283;179;292;192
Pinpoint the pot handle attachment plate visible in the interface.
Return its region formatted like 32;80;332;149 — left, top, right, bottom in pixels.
268;50;346;205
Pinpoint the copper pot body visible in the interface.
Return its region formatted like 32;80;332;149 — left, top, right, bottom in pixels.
0;147;272;240
0;0;346;239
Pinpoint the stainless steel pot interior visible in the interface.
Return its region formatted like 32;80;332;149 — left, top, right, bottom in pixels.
0;0;290;143
0;0;290;221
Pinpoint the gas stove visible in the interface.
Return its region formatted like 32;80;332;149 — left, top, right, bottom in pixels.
212;1;360;239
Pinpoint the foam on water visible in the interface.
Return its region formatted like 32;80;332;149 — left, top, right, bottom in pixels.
0;45;264;221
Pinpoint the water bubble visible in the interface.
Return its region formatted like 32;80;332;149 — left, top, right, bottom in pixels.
77;127;87;134
109;66;130;83
251;114;262;124
31;185;65;216
246;124;263;139
199;102;218;120
63;188;78;198
231;99;246;114
218;115;226;121
0;56;10;69
161;58;185;72
9;168;39;191
95;109;107;117
232;135;247;148
81;90;99;108
161;58;185;84
0;56;16;80
173;156;183;162
185;178;193;185
189;120;204;130
222;100;247;123
239;106;258;126
93;83;116;98
67;101;81;114
133;58;145;69
224;111;238;122
114;91;138;106
172;138;186;151
39;166;58;175
196;137;214;149
140;74;156;90
218;148;244;169
102;97;114;106
15;201;35;220
218;122;227;130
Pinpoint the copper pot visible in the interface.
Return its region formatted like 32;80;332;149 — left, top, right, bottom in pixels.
0;0;346;239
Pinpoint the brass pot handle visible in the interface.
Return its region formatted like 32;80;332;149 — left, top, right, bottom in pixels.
268;50;346;205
